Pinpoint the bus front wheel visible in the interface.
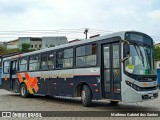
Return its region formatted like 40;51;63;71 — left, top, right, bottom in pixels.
81;85;92;107
20;84;29;98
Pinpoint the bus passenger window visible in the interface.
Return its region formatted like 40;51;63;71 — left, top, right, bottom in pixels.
48;53;54;69
56;59;63;68
56;48;73;68
19;57;28;71
41;54;48;70
63;48;73;68
29;55;40;71
76;57;86;67
76;44;97;67
3;61;10;73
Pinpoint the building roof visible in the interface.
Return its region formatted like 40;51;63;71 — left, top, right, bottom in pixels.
155;43;160;46
5;39;18;43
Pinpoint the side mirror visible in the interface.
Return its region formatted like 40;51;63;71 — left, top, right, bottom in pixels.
124;43;130;56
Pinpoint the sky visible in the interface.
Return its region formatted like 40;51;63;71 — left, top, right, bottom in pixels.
0;0;160;42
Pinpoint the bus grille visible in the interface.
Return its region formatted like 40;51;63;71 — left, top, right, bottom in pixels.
138;77;157;82
139;86;158;91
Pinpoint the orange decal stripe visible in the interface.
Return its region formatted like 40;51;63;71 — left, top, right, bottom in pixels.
28;88;34;94
30;78;37;88
28;76;34;83
17;73;23;83
24;72;29;80
18;72;39;94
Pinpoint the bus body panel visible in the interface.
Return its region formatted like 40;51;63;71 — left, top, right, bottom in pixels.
121;74;158;102
2;67;101;100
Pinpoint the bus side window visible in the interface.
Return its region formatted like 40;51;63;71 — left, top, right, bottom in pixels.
48;53;54;69
56;51;63;68
76;44;97;67
56;48;73;69
41;54;48;70
19;57;28;71
29;55;40;71
3;61;10;73
76;57;86;67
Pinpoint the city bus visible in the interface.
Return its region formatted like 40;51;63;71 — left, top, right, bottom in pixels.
1;31;159;107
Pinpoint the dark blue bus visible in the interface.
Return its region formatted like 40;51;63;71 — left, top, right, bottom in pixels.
1;31;158;106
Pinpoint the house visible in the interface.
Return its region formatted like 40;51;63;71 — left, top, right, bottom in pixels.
5;36;68;50
18;37;42;50
42;36;68;49
5;39;18;49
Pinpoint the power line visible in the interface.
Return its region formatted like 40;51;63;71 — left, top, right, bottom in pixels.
0;28;160;41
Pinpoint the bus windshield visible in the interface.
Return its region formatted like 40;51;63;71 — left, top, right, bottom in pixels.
124;44;154;75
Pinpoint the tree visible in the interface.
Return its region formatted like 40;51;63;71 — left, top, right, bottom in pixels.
154;46;160;61
21;43;31;52
0;45;6;55
21;43;35;52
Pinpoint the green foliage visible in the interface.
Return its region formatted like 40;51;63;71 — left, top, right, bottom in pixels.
21;43;36;52
154;46;160;61
0;43;36;56
0;45;6;54
0;45;20;55
7;48;21;54
21;43;31;52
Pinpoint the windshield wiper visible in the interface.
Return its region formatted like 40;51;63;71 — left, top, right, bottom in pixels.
137;45;145;67
133;43;145;67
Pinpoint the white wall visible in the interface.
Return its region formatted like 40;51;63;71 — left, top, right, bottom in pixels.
156;61;160;69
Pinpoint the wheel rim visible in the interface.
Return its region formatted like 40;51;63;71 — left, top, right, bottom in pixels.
81;90;86;101
21;86;25;96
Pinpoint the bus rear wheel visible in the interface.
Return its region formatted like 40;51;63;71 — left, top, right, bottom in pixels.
20;84;29;98
81;85;92;107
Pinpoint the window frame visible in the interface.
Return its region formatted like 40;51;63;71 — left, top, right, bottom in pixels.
48;52;55;70
40;51;55;71
28;54;40;71
18;56;29;72
56;47;74;69
75;43;97;68
40;53;48;70
3;60;10;74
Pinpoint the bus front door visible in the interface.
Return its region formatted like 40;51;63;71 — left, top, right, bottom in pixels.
9;60;18;90
102;43;121;101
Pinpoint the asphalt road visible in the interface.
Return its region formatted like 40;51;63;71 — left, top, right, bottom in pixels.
0;89;160;120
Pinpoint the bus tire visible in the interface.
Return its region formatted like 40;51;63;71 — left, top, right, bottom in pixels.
20;84;29;98
81;85;92;107
110;101;119;105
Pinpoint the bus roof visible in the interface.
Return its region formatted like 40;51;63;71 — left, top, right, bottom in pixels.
2;31;148;61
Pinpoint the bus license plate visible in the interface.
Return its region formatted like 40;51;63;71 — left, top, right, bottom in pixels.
148;93;153;97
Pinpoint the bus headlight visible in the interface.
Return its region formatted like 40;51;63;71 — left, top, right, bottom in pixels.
125;81;141;91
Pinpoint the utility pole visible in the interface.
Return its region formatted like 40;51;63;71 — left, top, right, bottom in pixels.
84;28;89;39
